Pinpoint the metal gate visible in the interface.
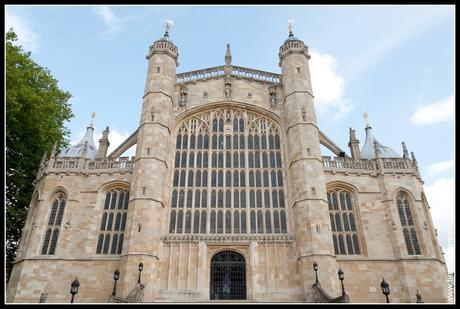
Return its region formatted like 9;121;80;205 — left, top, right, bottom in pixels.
210;250;246;300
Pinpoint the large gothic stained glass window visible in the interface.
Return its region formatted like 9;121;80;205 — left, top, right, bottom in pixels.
396;193;421;255
169;108;288;234
327;189;361;255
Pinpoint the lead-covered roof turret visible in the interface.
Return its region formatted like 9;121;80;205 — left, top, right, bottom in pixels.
360;112;400;160
59;113;97;160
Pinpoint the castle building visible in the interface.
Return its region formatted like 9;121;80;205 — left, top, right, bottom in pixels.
6;24;448;303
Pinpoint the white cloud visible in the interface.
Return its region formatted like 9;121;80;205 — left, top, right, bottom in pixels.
424;177;455;273
411;95;454;125
5;9;39;52
309;49;352;120
93;6;122;34
428;160;454;177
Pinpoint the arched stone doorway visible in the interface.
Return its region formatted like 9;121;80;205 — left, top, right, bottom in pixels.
210;250;246;300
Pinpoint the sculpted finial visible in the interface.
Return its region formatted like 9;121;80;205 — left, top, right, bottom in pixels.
363;112;369;128
165;20;174;37
287;20;295;37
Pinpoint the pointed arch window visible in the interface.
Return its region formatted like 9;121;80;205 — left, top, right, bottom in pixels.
170;108;288;235
327;189;362;255
41;193;66;255
96;189;130;255
397;193;421;255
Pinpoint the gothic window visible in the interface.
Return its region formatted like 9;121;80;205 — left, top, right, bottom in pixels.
169;108;287;234
41;193;66;255
397;193;422;255
327;189;362;255
96;189;129;255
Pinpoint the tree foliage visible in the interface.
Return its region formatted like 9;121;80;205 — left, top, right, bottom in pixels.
6;28;74;276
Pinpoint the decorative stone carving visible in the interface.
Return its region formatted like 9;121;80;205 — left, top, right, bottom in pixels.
178;85;187;109
224;78;232;100
301;106;307;121
269;86;278;109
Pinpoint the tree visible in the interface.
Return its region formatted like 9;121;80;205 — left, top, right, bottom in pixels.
6;29;74;277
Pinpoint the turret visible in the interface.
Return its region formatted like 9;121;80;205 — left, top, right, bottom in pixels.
360;112;400;160
279;21;339;300
96;126;110;160
118;21;178;302
59;113;97;160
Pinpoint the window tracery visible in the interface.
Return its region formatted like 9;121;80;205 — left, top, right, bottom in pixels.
96;189;129;255
397;193;421;255
327;189;361;255
41;193;66;255
169;108;287;234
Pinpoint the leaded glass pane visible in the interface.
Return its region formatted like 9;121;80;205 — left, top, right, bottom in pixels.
217;211;223;233
176;210;183;233
185;210;192;233
48;228;60;255
170;109;287;235
42;228;52;255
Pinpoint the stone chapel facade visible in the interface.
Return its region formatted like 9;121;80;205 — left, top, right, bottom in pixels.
6;26;448;303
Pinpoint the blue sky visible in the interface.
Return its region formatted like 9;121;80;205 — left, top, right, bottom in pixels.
6;5;454;272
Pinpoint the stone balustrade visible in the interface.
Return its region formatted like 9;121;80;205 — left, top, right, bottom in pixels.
322;156;417;174
175;65;281;84
322;156;376;170
34;156;135;183
176;66;226;83
231;65;281;83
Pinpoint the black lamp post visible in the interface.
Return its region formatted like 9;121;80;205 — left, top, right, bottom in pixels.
338;268;346;296
112;269;120;296
380;278;390;303
313;262;319;285
138;262;144;283
70;278;80;303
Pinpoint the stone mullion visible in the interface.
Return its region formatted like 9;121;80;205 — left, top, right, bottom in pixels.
244;121;251;235
206;126;212;234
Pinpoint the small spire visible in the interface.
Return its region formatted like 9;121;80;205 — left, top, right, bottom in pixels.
51;142;58;158
164;20;174;38
225;44;232;66
287;20;295;37
402;142;409;158
411;151;418;167
102;126;110;138
40;151;48;165
374;141;381;158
